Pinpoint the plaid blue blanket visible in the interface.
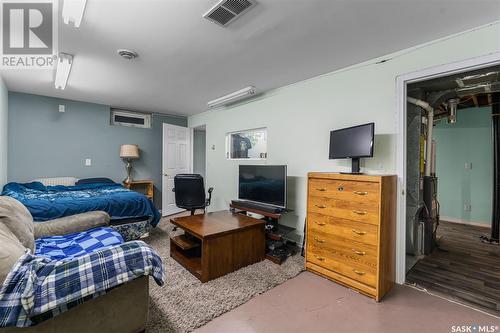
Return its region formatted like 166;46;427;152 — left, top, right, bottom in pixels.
0;241;164;328
35;227;124;260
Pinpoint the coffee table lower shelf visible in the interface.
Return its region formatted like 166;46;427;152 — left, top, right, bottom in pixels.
170;239;202;280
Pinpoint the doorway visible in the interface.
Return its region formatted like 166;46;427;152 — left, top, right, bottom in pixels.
403;65;500;315
162;123;192;216
193;125;206;182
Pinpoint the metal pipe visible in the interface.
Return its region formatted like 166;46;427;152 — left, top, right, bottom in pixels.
408;97;434;177
447;98;459;124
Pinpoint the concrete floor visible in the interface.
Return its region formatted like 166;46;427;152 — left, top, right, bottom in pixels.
195;271;500;333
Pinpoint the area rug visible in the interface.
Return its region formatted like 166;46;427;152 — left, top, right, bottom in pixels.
144;219;304;333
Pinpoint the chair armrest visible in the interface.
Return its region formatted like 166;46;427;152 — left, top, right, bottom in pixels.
34;211;110;239
206;187;214;207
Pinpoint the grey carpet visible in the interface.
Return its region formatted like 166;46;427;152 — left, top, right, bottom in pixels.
143;219;304;333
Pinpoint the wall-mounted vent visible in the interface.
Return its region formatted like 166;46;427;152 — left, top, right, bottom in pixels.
110;109;152;129
203;0;256;27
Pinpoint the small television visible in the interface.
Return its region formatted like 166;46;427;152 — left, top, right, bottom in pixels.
329;122;375;174
238;165;287;209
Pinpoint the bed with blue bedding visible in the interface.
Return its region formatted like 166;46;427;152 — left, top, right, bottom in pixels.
1;181;161;240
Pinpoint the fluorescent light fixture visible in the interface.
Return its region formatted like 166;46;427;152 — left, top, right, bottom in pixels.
54;53;73;90
208;86;257;108
62;0;87;28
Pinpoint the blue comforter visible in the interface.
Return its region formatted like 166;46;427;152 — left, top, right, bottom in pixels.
1;182;161;227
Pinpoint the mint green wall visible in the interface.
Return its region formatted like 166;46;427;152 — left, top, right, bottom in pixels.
189;23;500;243
434;107;492;225
0;77;7;189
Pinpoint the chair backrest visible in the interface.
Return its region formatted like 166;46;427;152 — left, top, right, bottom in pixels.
174;174;206;210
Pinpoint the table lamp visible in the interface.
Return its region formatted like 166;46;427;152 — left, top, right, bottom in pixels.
120;144;139;183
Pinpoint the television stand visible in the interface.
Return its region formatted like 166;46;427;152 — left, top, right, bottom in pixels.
230;203;297;264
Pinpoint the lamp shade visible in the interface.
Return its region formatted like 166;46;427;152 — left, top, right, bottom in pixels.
120;144;139;159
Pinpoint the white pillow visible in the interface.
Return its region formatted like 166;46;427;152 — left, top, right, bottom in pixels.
32;177;79;186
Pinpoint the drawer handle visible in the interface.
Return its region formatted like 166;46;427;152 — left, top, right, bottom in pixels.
351;229;367;235
352;249;366;256
314;237;325;243
353;269;366;276
314;221;326;226
314;255;325;261
353;191;368;196
315;188;327;192
337;186;344;191
352;210;367;215
315;204;327;209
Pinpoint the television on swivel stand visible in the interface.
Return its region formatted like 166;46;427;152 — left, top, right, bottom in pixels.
329;122;374;174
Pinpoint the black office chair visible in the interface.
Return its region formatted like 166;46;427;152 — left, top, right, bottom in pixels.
172;174;213;215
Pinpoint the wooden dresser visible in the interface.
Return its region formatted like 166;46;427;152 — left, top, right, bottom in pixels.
305;173;397;301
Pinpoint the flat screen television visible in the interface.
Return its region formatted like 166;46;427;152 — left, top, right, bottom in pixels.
329;122;374;174
238;165;287;208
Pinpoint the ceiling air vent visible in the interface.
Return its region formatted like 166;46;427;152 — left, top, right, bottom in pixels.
203;0;256;27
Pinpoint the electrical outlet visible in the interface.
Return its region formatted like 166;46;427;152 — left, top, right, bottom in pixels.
58;104;65;113
464;203;471;212
85;158;92;166
465;162;472;170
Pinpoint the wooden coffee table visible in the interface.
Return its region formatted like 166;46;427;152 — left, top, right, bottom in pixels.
170;210;265;282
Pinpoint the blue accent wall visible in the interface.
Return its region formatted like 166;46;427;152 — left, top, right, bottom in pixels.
7;92;187;207
0;78;7;189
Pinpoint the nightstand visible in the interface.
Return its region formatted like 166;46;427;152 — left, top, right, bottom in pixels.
124;180;154;201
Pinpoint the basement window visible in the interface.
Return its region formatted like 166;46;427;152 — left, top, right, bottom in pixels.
110;109;152;129
225;128;267;160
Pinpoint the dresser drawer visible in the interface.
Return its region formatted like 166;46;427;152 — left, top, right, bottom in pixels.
307;244;377;287
309;178;380;204
307;213;378;246
307;244;340;272
308;196;379;225
307;232;378;270
337;259;377;287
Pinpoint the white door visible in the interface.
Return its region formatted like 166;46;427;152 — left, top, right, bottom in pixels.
162;124;192;216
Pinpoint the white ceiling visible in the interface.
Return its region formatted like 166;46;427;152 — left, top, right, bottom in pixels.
2;0;500;116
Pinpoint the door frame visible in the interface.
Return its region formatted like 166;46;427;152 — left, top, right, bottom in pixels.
395;51;500;284
161;123;193;216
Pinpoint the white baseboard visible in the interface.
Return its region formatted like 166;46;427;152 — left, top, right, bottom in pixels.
440;216;490;228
